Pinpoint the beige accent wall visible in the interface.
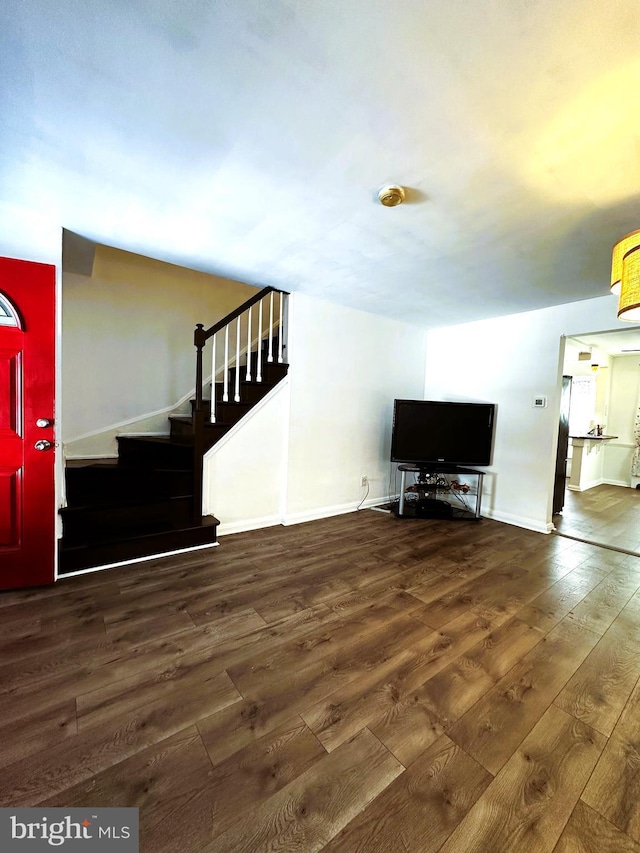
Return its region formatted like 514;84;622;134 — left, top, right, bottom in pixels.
62;243;259;457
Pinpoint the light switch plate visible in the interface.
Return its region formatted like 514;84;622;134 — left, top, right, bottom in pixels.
533;396;548;408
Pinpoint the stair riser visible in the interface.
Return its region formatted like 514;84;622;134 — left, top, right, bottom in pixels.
61;497;194;543
215;361;288;391
240;339;284;364
214;402;253;425
65;468;192;505
58;523;218;574
170;419;195;440
212;383;272;405
170;419;231;446
117;438;193;469
189;402;253;425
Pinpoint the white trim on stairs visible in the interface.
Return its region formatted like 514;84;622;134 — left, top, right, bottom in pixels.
58;541;219;578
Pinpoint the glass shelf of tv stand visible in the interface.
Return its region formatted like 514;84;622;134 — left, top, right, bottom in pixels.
396;464;485;521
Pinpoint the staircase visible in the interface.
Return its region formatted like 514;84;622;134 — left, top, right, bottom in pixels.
59;287;289;575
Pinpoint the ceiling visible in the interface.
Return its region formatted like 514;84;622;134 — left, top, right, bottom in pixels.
3;0;640;328
569;328;640;356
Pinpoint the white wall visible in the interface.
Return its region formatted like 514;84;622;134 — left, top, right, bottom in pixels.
608;354;640;445
604;354;640;485
0;205;60;267
424;295;625;533
203;382;289;535
204;292;428;533
284;293;427;523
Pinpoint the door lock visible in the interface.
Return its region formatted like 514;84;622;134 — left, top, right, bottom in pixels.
34;439;53;451
36;418;53;428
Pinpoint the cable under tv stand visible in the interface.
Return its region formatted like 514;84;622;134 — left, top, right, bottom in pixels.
396;464;485;521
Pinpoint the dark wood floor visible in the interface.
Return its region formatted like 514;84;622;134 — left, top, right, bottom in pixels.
554;482;640;555
2;510;640;851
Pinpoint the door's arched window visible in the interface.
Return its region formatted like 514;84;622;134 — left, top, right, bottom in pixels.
0;292;21;328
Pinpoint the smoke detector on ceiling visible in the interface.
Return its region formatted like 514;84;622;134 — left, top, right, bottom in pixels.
377;184;406;207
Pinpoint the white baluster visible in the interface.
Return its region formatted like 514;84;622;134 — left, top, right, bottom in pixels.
210;333;217;423
246;306;252;381
235;316;241;402
268;291;274;362
223;324;229;402
281;293;289;364
278;292;284;363
256;298;263;382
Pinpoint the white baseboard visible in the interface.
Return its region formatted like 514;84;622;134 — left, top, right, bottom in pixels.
216;496;398;535
483;507;553;534
568;478;632;491
216;515;283;536
213;499;553;538
569;477;607;492
283;495;394;527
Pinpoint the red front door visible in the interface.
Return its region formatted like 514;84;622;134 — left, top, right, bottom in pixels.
0;257;56;590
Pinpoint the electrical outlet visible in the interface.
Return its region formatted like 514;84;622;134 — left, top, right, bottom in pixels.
360;475;368;487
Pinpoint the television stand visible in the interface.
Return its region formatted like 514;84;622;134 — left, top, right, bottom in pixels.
396;464;485;521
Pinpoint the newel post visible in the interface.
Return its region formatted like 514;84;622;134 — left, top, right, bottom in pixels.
194;323;206;413
192;323;206;524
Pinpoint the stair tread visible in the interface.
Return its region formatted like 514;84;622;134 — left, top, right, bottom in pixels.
58;517;219;573
170;415;234;428
117;435;175;444
212;373;289;388
60;515;218;550
61;493;193;514
67;460;192;474
116;434;195;467
66;458;120;468
170;415;232;423
191;396;256;402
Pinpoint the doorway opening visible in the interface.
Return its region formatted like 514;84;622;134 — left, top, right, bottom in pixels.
553;327;640;555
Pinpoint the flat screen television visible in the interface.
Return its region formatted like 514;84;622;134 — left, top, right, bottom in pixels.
391;399;496;468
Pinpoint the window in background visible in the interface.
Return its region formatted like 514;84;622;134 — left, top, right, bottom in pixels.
568;376;596;435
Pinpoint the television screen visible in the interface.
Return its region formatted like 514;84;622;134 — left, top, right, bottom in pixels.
391;399;495;467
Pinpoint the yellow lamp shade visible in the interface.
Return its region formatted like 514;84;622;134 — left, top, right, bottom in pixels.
611;229;640;295
619;244;640;322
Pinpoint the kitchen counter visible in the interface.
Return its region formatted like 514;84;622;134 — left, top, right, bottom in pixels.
568;435;618;491
570;434;618;441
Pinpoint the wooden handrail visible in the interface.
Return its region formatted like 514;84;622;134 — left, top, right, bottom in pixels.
194;285;288;348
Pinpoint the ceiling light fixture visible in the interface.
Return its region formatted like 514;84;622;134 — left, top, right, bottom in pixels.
612;230;640;321
377;184;405;207
610;229;640;295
